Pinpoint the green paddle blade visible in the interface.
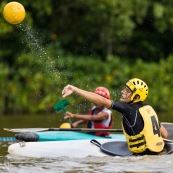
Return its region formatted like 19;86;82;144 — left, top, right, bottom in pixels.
53;99;69;113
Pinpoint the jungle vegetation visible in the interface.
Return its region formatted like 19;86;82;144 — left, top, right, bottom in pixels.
0;0;173;114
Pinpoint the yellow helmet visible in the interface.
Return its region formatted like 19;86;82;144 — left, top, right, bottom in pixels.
126;78;148;103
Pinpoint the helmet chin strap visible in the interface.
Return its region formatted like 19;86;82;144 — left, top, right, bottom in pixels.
128;100;134;104
129;94;140;104
126;96;134;104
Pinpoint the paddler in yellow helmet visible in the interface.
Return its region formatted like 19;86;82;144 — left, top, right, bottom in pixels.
62;78;168;155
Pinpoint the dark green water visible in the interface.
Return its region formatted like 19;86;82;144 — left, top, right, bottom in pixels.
0;113;67;137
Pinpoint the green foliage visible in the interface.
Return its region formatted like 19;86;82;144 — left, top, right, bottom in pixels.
1;45;173;113
0;0;173;114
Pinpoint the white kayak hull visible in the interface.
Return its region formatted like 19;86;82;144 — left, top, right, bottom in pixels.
8;139;173;158
8;139;118;158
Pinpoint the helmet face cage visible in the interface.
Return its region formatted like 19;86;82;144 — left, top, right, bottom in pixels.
94;87;110;99
126;78;148;103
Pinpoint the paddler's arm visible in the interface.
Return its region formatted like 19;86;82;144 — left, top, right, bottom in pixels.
62;85;112;108
160;125;168;138
64;111;108;121
72;120;85;128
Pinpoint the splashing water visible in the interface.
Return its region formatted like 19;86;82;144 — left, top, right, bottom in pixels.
15;24;99;113
18;24;58;81
16;23;66;104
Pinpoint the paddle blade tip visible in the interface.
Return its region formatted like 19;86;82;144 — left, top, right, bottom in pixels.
53;99;69;112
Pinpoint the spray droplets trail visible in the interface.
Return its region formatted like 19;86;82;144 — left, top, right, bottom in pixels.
17;24;61;91
16;24;95;112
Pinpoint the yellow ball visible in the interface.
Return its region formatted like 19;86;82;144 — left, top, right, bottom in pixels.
3;2;25;25
59;123;71;128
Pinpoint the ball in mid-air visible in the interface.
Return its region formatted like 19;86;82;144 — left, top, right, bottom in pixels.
3;2;25;25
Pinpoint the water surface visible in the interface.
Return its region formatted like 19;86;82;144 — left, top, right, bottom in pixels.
1;149;173;173
0;114;173;172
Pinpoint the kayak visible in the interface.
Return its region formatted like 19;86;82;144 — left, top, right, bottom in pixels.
14;131;125;141
37;131;125;141
8;139;116;158
7;122;173;158
10;122;173;142
0;137;16;141
8;139;173;158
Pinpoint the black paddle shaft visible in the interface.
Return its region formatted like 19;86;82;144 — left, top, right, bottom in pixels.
47;128;123;132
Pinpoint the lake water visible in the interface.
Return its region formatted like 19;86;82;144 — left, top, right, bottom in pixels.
1;153;173;173
0;113;173;172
